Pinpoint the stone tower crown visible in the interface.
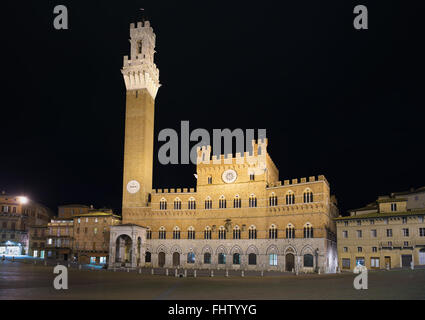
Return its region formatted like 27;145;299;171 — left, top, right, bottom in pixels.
122;20;160;98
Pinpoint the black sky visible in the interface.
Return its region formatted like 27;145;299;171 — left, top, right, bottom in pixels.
1;1;424;215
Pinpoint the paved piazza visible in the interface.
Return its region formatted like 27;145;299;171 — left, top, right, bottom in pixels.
0;260;424;300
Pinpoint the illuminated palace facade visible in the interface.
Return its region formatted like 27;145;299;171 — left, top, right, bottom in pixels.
109;20;339;273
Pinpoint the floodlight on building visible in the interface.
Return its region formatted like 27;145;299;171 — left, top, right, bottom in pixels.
18;196;29;205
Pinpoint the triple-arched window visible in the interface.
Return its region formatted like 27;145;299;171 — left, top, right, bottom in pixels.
146;227;152;239
233;225;241;239
219;195;226;209
249;194;257;208
188;197;196;210
286;191;295;205
158;226;166;239
205;196;212;209
187;226;195;239
218;226;226;239
269;193;278;206
269;224;278;239
303;189;314;203
286;223;295;239
173;226;181;239
174;198;181;210
204;226;212;240
233;195;241;208
303;222;314;238
249;225;257;239
160;198;167;210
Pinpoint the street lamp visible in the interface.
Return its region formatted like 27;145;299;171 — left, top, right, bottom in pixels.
18;196;28;205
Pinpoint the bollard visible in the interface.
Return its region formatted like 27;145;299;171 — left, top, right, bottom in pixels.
211;270;214;277
151;268;154;275
225;270;229;277
194;269;197;278
261;270;264;277
411;261;414;270
184;269;187;277
114;267;116;272
79;264;82;270
165;268;169;276
139;268;142;274
68;263;70;268
175;269;178;277
127;268;129;273
44;261;47;266
318;268;321;275
241;270;244;277
34;260;36;265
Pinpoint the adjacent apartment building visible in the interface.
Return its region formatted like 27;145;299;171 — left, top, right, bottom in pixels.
335;186;425;270
29;205;121;264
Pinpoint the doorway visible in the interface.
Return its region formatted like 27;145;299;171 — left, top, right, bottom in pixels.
384;256;391;269
173;252;180;266
419;248;425;265
158;252;165;267
401;254;412;268
285;253;295;271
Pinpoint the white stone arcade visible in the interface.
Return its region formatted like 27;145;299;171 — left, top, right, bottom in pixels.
109;224;147;268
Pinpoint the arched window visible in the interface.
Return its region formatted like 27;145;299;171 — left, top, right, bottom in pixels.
218;226;226;240
269;224;278;239
218;253;226;264
249;194;257;208
219;195;226;209
233;195;242;208
249;225;257;239
286;223;295;239
146;227;152;239
269;193;278;206
174;198;182;210
207;176;212;184
303;189;314;203
286;191;295;205
233;253;240;265
158;226;166;239
173;226;181;239
303;223;314;238
145;251;151;263
187;252;195;264
233;225;241;239
159;198;167;210
248;253;257;265
204;226;212;239
204;252;211;264
187;226;195;239
188;197;196;210
205;196;212;209
304;253;314;267
137;40;143;54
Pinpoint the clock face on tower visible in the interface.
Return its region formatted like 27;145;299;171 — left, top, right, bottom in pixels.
222;169;237;184
127;180;140;194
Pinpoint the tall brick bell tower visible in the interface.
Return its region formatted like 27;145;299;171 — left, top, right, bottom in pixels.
121;20;160;220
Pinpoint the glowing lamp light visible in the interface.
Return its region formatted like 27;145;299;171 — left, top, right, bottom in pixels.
18;196;29;205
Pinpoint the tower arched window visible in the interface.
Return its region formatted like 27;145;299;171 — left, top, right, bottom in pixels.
303;223;314;238
207;176;212;184
146;227;152;239
249;225;257;239
233;195;241;208
286;224;295;239
218;226;226;240
174;198;182;210
233;225;241;239
204;226;212;240
249;194;257;208
205;197;212;209
269;224;278;239
158;226;166;239
269;193;278;206
286;191;295;205
173;226;181;239
188;197;196;210
303;189;314;203
219;195;226;209
159;198;167;210
187;226;195;239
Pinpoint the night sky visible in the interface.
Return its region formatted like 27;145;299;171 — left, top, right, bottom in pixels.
2;1;424;216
